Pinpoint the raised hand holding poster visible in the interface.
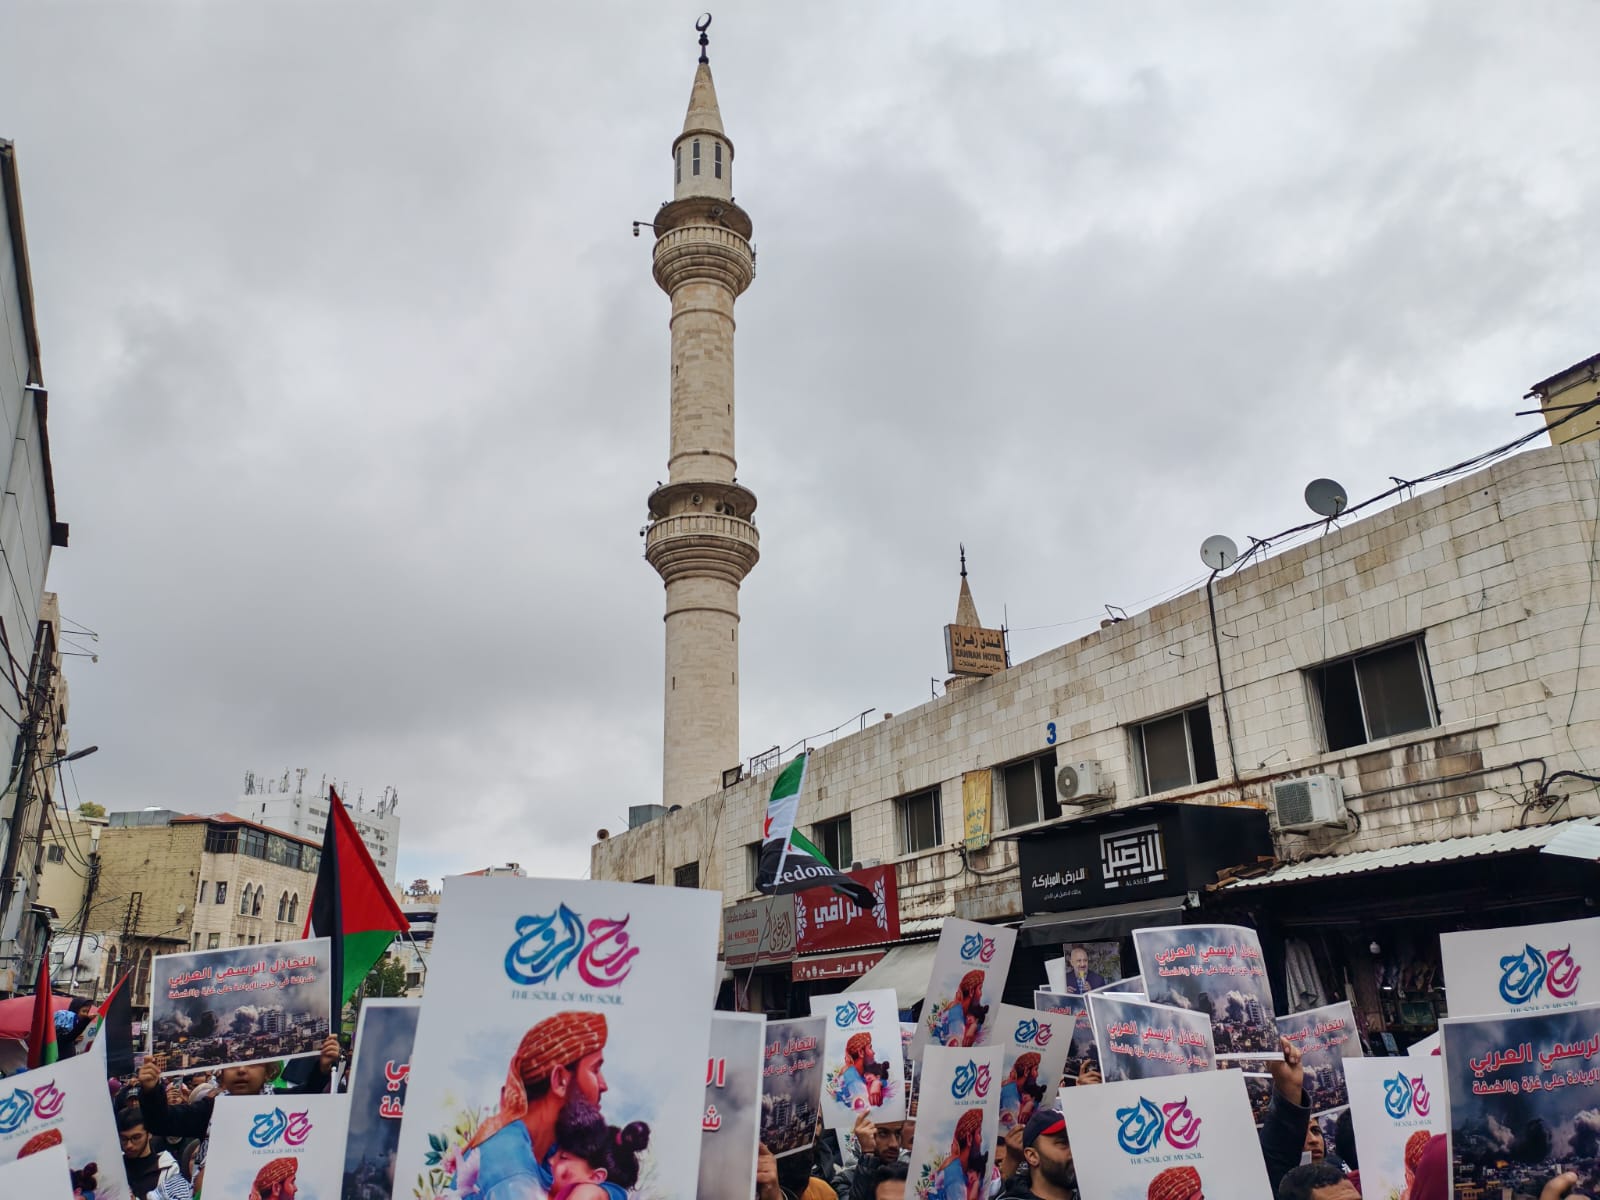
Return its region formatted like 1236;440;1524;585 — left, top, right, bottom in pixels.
148;937;334;1074
1344;1055;1444;1200
203;1092;350;1200
342;997;419;1200
1088;992;1216;1083
0;1048;126;1200
915;918;1017;1055
1439;915;1600;1017
1276;1001;1362;1117
1134;923;1279;1059
905;1046;1002;1200
394;876;720;1200
990;1004;1072;1132
699;1013;765;1200
1058;1066;1273;1199
809;988;905;1132
760;1016;825;1158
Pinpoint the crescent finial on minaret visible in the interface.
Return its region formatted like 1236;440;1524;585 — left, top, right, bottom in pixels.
696;13;712;64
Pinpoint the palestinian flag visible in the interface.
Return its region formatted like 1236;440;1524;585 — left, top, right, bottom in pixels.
26;953;57;1069
305;787;410;1010
92;972;135;1076
754;753;874;909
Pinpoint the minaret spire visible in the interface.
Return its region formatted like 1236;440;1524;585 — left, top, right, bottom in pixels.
642;21;759;810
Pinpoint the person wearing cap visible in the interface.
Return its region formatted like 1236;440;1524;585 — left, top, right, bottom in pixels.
469;1010;612;1200
252;1156;298;1200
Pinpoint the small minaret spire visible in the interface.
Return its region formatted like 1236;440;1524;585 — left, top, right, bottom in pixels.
955;547;982;628
960;543;968;579
696;13;712;64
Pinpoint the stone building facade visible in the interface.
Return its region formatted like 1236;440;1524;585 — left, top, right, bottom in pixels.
594;442;1600;1028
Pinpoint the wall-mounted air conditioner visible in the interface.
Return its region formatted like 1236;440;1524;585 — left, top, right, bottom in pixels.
1056;760;1112;805
1272;774;1346;831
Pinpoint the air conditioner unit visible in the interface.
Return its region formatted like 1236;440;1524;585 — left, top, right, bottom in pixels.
1056;760;1112;805
1272;774;1346;831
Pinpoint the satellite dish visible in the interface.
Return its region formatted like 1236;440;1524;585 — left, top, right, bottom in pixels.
1200;534;1239;571
1305;478;1349;518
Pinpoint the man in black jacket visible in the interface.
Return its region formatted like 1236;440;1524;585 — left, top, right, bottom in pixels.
136;1036;341;1139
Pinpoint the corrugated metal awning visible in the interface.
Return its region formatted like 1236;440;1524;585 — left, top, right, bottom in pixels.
845;941;940;1005
1219;818;1600;890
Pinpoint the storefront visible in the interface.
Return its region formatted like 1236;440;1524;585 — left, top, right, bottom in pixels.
786;865;936;1015
721;894;796;1015
1199;817;1600;1052
1009;801;1275;1004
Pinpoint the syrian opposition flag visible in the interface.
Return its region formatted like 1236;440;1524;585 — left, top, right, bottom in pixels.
305;787;410;1010
755;753;874;909
26;954;57;1069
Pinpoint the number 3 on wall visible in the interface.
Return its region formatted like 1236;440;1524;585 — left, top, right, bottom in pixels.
1045;721;1057;745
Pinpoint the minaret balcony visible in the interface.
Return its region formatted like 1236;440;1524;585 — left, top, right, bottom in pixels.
653;223;755;296
643;512;760;585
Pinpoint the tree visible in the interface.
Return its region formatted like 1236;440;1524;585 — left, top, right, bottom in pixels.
75;801;105;819
407;878;432;898
349;954;410;1024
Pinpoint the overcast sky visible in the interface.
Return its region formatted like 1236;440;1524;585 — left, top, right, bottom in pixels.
3;2;1597;886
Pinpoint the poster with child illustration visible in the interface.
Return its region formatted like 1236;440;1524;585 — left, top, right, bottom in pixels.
809;988;905;1133
204;1092;349;1200
913;918;1017;1057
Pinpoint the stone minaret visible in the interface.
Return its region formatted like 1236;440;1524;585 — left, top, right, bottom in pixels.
642;22;759;810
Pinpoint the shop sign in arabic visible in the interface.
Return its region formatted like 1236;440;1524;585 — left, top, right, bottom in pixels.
946;624;1008;676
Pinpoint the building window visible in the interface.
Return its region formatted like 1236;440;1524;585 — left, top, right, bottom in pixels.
745;841;763;892
45;844;64;863
1309;636;1437;752
714;142;723;179
214;881;228;906
813;817;853;870
1132;704;1218;795
634;875;656;886
674;862;700;888
675;147;681;184
197;880;208;904
204;828;238;854
239;886;251;916
207;933;220;949
278;892;289;922
1001;751;1062;828
897;788;944;855
240;828;267;859
248;935;257;945
692;139;701;176
288;893;299;924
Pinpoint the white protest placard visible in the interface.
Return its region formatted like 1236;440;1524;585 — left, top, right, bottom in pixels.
343;997;419;1200
1439;915;1600;1017
699;1012;765;1200
905;1045;1002;1200
915;918;1017;1055
1088;992;1215;1084
809;988;906;1132
203;1093;350;1200
991;1004;1072;1132
148;937;334;1074
1409;1031;1441;1057
395;877;720;1200
0;1041;128;1200
760;1016;825;1159
1135;923;1280;1059
1441;1000;1600;1200
1276;1001;1362;1116
1058;1066;1273;1199
1033;990;1097;1088
1345;1055;1444;1200
0;1143;73;1200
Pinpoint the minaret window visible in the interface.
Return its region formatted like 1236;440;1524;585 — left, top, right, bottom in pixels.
676;147;681;184
692;140;701;176
714;143;723;179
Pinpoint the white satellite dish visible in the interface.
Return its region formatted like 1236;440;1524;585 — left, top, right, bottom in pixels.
1200;534;1239;571
1304;478;1348;518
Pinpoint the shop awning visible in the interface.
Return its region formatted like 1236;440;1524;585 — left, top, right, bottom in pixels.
1218;817;1600;890
1016;896;1189;946
845;941;940;1004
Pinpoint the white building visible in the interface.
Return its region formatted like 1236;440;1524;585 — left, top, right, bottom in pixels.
242;771;401;882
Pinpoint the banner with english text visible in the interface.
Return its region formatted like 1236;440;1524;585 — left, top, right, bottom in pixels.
809;988;905;1132
914;918;1017;1057
0;1044;127;1200
0;1144;73;1200
394;876;720;1200
1344;1055;1444;1200
990;1003;1072;1131
342;998;418;1200
147;937;334;1075
1441;1000;1600;1200
699;1013;765;1200
1439;915;1600;1018
1058;1064;1272;1199
760;1016;826;1158
1088;991;1215;1084
904;1045;1002;1200
205;1092;349;1200
1134;923;1280;1060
